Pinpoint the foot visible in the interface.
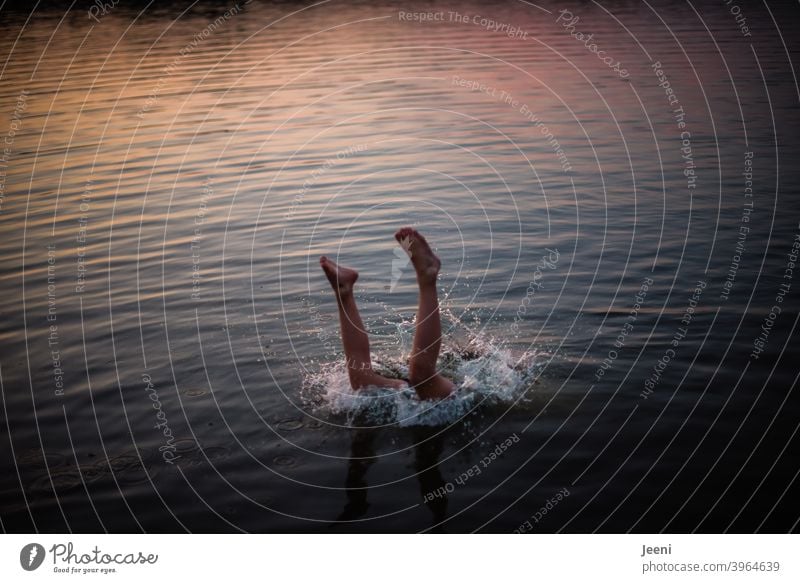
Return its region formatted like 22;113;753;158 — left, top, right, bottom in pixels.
413;374;456;400
394;227;440;285
319;256;358;296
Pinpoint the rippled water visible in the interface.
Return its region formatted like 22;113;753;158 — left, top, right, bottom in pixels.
1;0;799;533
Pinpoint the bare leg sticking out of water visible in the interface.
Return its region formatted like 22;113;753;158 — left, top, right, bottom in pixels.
319;256;406;391
319;227;455;400
394;227;455;399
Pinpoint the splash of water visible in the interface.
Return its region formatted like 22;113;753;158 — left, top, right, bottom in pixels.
301;315;541;427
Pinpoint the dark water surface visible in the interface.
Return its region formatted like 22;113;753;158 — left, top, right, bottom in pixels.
1;0;799;533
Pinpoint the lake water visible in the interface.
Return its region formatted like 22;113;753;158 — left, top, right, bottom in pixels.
1;0;799;533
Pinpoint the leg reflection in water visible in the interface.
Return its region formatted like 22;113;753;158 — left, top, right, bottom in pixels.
412;425;448;531
333;425;449;531
333;428;377;524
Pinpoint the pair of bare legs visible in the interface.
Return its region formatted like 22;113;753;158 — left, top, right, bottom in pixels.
319;227;455;400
